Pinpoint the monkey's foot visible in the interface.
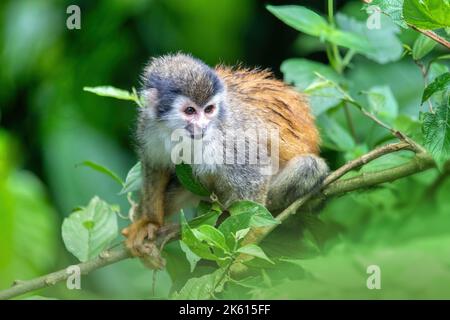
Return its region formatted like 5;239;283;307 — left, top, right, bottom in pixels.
122;216;159;258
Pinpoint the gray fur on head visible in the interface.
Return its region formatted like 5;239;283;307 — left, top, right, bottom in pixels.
141;53;224;117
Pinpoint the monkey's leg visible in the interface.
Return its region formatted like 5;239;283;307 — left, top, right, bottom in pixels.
122;168;171;257
267;154;329;213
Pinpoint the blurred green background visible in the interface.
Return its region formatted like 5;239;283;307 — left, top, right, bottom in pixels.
0;0;449;299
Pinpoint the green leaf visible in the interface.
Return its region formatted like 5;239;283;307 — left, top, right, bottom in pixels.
228;200;275;219
172;268;228;299
77;160;124;187
403;0;450;30
235;228;251;241
267;5;371;53
219;201;279;247
370;0;408;28
237;244;274;264
189;206;222;229
336;13;403;64
365;85;399;123
281;59;344;115
179;241;201;272
343;144;370;163
119;162;142;195
180;211;217;261
394;115;423;143
413;34;437;60
196;200;222;216
162;241;194;288
61;196;118;262
422;93;450;169
83;86;142;106
325;29;372;53
317;114;356;152
267;5;329;37
422;72;450;103
281;59;342;89
428;63;450;83
175;163;210;197
192;225;229;252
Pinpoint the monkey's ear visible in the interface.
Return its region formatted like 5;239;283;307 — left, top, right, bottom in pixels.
141;88;158;108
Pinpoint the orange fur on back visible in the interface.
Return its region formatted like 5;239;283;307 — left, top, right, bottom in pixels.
215;66;320;165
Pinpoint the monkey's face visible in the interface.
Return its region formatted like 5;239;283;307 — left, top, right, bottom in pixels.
141;53;226;139
164;93;225;139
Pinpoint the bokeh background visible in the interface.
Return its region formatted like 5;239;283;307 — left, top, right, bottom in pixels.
1;0;449;299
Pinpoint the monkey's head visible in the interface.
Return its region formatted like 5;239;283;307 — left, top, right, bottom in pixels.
141;53;226;139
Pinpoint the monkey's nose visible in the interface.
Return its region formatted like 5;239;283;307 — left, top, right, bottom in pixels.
192;125;207;138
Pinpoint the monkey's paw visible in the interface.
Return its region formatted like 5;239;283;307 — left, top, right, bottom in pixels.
121;216;165;269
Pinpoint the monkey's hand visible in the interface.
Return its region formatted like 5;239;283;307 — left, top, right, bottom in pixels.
121;216;165;269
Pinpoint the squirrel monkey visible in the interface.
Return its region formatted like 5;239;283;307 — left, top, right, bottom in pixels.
123;53;328;256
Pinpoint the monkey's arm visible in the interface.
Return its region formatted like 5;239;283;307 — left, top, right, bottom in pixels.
139;166;171;225
122;164;171;257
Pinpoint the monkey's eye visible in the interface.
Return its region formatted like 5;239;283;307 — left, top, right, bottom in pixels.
184;107;196;115
204;105;215;114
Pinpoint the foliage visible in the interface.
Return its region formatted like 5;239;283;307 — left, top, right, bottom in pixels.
1;0;449;300
62;196;118;262
403;0;450;30
422;91;450;169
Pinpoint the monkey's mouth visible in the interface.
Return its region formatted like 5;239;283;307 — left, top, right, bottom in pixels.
185;125;207;140
189;132;206;140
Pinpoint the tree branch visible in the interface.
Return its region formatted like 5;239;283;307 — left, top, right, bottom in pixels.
0;247;131;300
0;224;179;300
0;142;436;300
409;25;450;51
243;142;432;245
324;153;434;196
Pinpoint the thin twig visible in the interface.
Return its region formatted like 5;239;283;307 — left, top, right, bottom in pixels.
0;224;179;300
414;59;435;113
324;153;435;196
409;25;450;51
343;103;358;142
316;72;427;154
0;247;131;300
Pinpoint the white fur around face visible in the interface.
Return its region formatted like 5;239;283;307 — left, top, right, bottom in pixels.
139;90;227;173
141;117;225;175
141;121;174;168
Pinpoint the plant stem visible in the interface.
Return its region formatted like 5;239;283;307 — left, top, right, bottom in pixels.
327;0;335;25
326;0;344;73
326;45;338;72
343;102;358;142
409;25;450;50
342;49;355;69
414;59;434;113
